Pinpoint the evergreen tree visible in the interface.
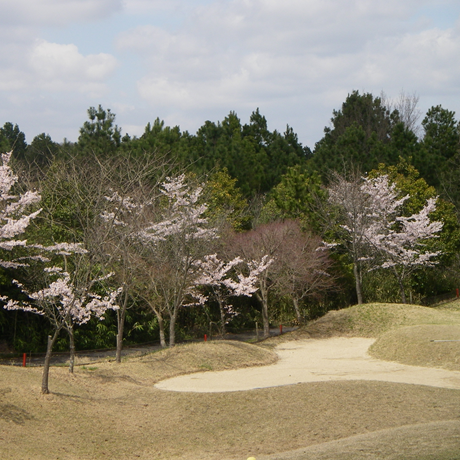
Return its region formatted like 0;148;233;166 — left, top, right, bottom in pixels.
310;91;409;179
77;105;121;155
0;122;27;160
417;105;460;188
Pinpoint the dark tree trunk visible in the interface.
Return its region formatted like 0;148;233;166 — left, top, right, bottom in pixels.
158;314;166;348
169;311;177;347
218;298;226;337
255;292;270;338
353;261;363;305
116;289;129;363
41;328;61;395
292;297;302;325
68;326;75;373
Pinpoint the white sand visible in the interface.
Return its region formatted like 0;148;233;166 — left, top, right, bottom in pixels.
154;337;460;393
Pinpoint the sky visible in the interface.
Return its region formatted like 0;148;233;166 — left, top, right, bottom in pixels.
1;0;460;150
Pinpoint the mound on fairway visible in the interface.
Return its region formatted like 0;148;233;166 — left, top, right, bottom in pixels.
369;324;460;371
270;301;460;341
90;339;278;385
2;306;460;460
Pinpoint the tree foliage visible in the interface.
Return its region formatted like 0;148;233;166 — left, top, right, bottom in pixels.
4;91;460;357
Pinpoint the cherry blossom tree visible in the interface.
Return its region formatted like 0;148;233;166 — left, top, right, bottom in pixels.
328;172;443;304
0;151;41;267
43;151;172;362
133;174;218;346
99;188;149;359
362;177;443;302
5;244;122;394
191;254;273;336
326;171;374;304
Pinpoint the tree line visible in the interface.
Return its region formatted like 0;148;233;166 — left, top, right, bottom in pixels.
1;90;460;379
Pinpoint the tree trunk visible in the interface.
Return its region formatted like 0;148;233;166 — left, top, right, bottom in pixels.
353;261;363;305
393;267;407;304
68;326;75;374
169;311;177;347
218;298;226;337
255;292;270;338
41;329;61;395
292;297;302;325
116;289;129;363
398;278;407;304
148;303;167;348
158;314;166;348
262;301;269;338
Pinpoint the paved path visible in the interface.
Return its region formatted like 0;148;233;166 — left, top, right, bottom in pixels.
154;337;460;393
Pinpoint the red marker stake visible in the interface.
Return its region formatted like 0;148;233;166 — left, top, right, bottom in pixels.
204;334;207;342
22;353;26;367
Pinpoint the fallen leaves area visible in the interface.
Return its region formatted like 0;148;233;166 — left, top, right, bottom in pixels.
1;303;460;460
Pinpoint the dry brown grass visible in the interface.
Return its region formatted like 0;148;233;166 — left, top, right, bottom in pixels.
262;301;460;367
266;300;460;341
2;364;460;460
369;324;460;370
2;303;460;460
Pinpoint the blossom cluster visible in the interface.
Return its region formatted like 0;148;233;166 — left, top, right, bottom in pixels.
5;269;121;326
0;152;41;267
190;253;274;323
360;176;443;270
137;175;217;244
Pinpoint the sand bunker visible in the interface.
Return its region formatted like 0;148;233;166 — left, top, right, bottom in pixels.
154;337;460;393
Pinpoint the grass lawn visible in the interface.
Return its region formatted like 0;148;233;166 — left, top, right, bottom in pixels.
1;301;460;459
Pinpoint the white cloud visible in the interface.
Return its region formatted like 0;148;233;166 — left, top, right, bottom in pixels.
27;41;118;95
122;0;180;13
3;0;460;147
358;27;460;94
121;123;145;138
0;0;122;26
114;0;460;147
0;40;118;97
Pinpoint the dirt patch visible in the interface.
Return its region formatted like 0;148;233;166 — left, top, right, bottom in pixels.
0;403;34;425
156;338;460;392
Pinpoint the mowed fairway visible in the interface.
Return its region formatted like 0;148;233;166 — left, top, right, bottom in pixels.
2;302;460;460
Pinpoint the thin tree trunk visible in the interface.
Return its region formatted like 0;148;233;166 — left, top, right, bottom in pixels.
218;298;226;337
42;328;61;395
255;292;270;338
68;326;75;374
393;267;407;303
169;310;177;347
262;301;269;338
148;303;167;348
158;314;166;348
292;297;302;325
398;278;407;303
116;289;129;363
353;261;363;305
115;330;124;364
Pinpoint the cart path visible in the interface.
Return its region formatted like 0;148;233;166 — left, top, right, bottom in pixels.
154;337;460;393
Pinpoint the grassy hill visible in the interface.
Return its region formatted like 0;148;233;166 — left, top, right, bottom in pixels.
266;300;460;371
1;302;460;459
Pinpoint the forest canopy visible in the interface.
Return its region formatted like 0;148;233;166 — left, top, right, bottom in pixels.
1;90;460;357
